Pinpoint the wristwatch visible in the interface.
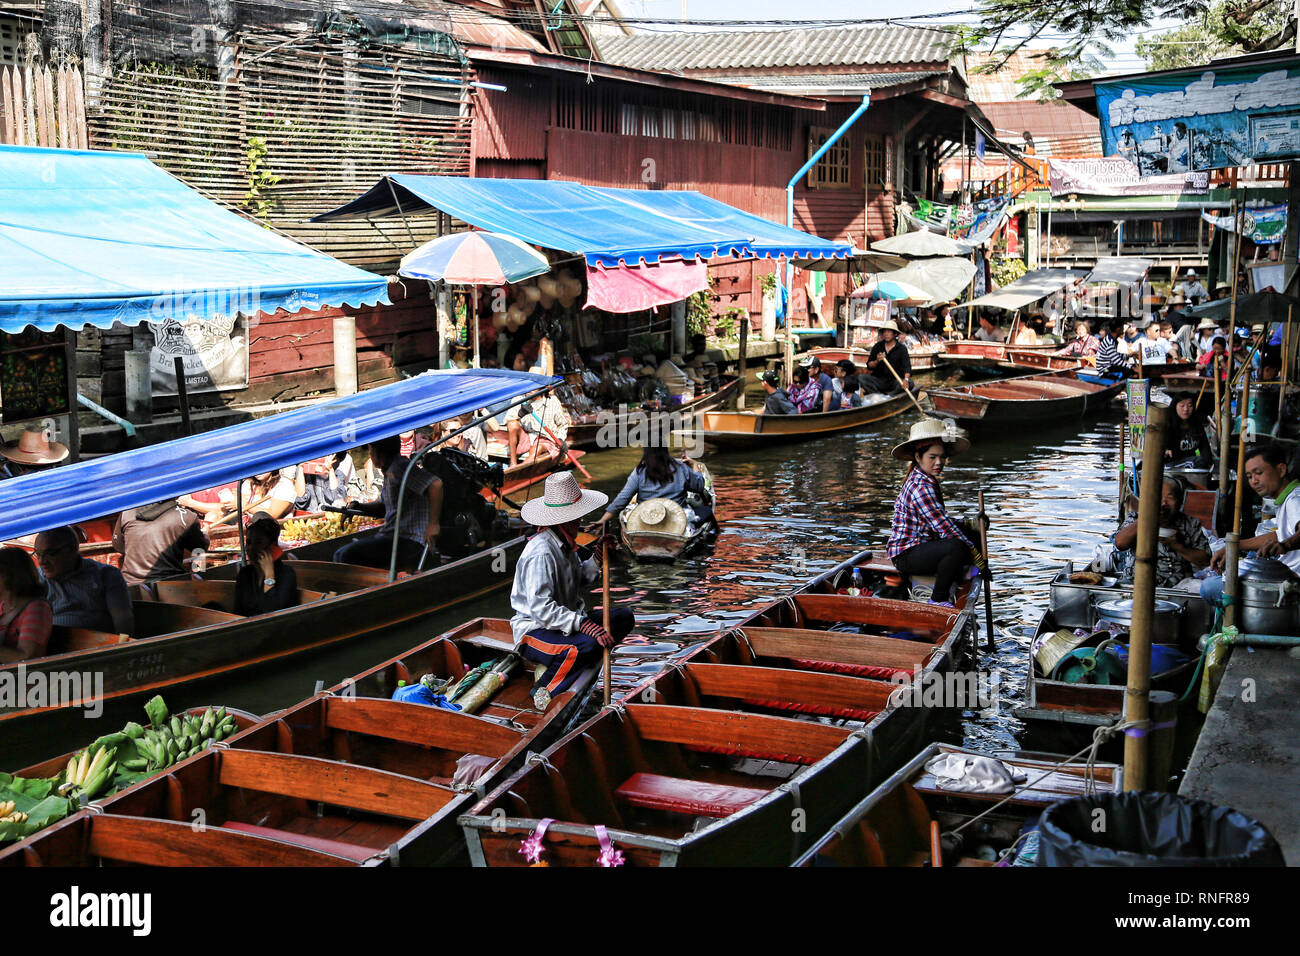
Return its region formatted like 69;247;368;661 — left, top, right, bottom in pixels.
263;577;276;590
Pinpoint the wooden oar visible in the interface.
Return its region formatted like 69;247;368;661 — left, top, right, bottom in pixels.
978;490;995;651
602;538;612;707
528;407;592;481
878;349;928;418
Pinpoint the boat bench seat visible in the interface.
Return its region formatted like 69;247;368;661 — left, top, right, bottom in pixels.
220;821;379;863
614;772;767;818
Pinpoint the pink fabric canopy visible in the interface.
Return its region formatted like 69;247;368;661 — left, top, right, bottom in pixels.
584;259;708;313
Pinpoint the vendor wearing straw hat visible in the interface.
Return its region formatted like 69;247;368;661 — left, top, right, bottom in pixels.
1;424;69;479
513;471;633;710
859;317;911;396
887;419;980;607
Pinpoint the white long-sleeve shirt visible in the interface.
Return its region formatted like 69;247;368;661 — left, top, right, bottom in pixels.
509;528;599;641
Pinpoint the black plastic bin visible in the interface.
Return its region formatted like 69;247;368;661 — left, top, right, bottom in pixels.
1037;792;1285;867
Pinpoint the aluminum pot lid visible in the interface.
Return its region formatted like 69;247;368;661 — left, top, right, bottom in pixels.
1095;598;1181;617
1238;556;1299;583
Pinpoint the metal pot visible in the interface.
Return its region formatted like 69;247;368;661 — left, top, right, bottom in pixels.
1093;598;1182;643
1238;558;1300;635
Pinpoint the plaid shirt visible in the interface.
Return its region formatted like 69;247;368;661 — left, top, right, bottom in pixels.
789;379;820;413
381;455;437;544
1060;334;1100;357
888;467;971;558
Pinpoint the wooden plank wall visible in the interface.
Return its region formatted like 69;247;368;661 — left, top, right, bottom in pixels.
0;65;88;147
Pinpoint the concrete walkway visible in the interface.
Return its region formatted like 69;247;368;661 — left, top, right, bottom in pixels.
1179;645;1300;864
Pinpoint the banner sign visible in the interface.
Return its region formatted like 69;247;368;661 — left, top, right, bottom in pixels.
906;197;1011;251
1095;61;1300;175
148;314;249;396
1128;379;1150;459
1200;203;1288;244
1047;157;1208;196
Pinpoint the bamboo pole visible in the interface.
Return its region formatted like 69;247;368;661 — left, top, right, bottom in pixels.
1123;401;1168;792
602;545;612;707
1226;363;1252;629
978;491;995;651
1277;308;1291;437
737;309;748;411
878;346;927;417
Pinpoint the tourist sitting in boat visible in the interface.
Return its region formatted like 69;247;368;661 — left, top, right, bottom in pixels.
1;424;69;480
837;375;864;409
178;482;238;524
1010;319;1039;346
974;314;1005;343
0;547;53;662
333;436;442;571
504;383;570;467
1192;318;1219;359
112;499;209;588
513;471;633;711
859;318;911;395
760;370;797;415
788;366;819;413
1166;392;1213;466
799;355;835;412
1201;445;1300;606
440;414;489;460
597;445;713;531
1055;318;1099;358
887;419;977;608
1197;337;1228;379
34;526;133;637
237;468;304;522
1095;321;1127;376
297;452;355;512
1110;476;1210;589
234;514;299;617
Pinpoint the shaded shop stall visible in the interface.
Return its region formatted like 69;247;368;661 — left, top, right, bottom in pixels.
0;144;391;457
315;175;850;428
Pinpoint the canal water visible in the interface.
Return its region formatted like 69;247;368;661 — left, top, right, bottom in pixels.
5;385;1130;769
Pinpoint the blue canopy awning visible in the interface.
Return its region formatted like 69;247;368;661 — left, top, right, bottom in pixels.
0;369;553;542
313;176;850;267
0;145;392;333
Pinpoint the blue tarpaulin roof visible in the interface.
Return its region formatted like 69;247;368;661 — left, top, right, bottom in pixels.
0;369;553;542
312;176;851;267
0;145;392;333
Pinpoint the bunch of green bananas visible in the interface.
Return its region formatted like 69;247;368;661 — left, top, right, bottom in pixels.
123;707;239;773
58;745;118;800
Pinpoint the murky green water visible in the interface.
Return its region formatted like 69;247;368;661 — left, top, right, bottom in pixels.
4;383;1129;769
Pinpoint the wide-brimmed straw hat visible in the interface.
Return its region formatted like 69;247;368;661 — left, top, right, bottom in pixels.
624;498;688;537
2;424;69;466
868;317;900;332
891;418;970;460
1195;317;1218;331
520;471;608;526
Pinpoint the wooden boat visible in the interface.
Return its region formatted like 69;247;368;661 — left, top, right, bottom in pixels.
617;464;716;562
926;372;1124;427
482;444;587;499
457;551;978;866
684;390;913;448
792;742;1121;866
566;376;743;450
806;345;946;374
1000;348;1082;373
941;340;1056;371
0;618;598;867
0;538;528;751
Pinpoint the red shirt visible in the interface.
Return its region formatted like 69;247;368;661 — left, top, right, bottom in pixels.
1;599;53;655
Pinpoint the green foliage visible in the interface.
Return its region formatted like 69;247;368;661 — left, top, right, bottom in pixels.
244;135;282;222
760;272;778;296
1136;1;1294;69
991;257;1028;289
686;273;718;337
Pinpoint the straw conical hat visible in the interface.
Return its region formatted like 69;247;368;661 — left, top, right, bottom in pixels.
624;498;687;537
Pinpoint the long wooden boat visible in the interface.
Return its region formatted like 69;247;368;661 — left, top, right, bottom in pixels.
941;340;1056;371
684;390;913;448
1000;348;1082;373
458;552;977;866
792;742;1121;866
0;618;598;867
567;375;743;450
482;444;587;499
0;537;528;752
807;345;946;374
926;372;1124;427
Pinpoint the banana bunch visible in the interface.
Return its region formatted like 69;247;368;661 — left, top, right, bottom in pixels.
58;745;118;800
282;514;354;544
0;800;27;824
126;707;238;773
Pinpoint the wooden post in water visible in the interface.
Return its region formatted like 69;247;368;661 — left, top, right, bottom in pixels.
1123;400;1168;792
737;308;748;410
1225;363;1253;629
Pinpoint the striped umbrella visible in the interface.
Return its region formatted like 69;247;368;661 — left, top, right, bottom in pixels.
399;230;550;285
399;231;550;368
849;276;933;305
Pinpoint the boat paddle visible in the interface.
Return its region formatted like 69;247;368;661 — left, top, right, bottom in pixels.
978;491;995;651
601;533;614;707
527;407;592;481
878;352;929;418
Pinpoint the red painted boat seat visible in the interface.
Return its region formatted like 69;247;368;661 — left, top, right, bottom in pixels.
788;657;911;680
614;773;768;818
220;821;379;862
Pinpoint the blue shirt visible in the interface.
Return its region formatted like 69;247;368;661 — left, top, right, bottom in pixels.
607;460;708;517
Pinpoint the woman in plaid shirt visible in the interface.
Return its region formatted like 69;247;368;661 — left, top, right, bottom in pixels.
887;419;976;607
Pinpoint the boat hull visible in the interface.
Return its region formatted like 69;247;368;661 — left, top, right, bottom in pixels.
686;391;912;447
926;373;1124;426
567;376;743;450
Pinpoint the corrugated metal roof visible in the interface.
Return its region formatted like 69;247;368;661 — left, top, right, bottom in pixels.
600;25;954;71
718;70;945;92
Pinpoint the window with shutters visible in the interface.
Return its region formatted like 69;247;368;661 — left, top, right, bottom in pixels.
864;133;887;190
807;126;850;189
0;16;26;66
